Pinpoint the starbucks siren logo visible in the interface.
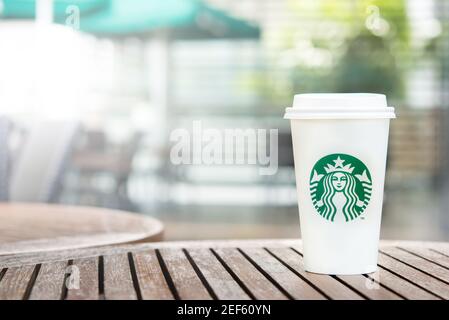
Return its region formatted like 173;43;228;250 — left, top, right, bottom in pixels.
310;153;372;222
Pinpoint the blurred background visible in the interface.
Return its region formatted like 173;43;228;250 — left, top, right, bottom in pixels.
0;0;448;241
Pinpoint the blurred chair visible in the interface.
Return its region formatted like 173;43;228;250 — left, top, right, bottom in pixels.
9;121;80;203
69;131;142;210
277;131;295;168
0;117;11;201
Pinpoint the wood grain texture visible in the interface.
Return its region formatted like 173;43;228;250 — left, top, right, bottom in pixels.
267;247;363;300
289;246;403;300
0;239;301;268
400;247;449;269
103;254;137;300
432;246;449;258
0;203;164;255
0;265;36;300
213;248;288;300
0;239;449;268
336;274;402;300
241;247;325;300
29;261;68;300
66;258;99;300
3;239;445;269
381;247;449;283
1;240;448;300
133;250;173;300
378;252;449;299
187;248;250;300
366;267;440;300
159;248;212;300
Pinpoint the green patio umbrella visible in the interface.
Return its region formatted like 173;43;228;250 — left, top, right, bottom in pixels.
0;0;108;19
0;0;260;39
80;0;259;39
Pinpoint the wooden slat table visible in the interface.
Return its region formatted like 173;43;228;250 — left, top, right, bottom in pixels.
0;239;448;300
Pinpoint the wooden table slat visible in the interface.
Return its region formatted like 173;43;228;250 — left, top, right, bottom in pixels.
213;248;288;300
159;248;212;300
336;274;402;300
430;246;449;258
267;247;364;300
29;261;68;300
66;257;99;300
133;250;174;300
0;265;36;300
367;267;440;300
187;248;251;300
378;252;449;299
381;247;449;284
241;248;326;300
399;247;449;269
103;254;137;300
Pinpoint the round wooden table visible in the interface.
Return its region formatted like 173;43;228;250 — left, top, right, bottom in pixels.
0;203;164;255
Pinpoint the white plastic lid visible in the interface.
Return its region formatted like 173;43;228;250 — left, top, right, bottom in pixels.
284;93;396;119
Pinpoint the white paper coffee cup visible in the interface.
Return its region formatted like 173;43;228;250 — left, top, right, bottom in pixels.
284;93;395;275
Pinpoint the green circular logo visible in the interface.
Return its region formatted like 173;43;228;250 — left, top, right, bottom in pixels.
310;153;372;222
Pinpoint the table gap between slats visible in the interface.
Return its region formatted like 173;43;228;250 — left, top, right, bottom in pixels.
209;249;259;300
430;247;449;258
381;247;449;284
127;253;143;300
186;248;251;300
182;249;219;299
266;247;364;300
263;248;334;299
157;248;212;300
238;248;326;299
29;261;69;300
153;249;181;300
102;253;137;300
0;264;39;300
0;268;7;282
396;247;449;271
211;248;288;300
23;264;41;300
132;250;173;300
98;256;105;299
60;260;73;300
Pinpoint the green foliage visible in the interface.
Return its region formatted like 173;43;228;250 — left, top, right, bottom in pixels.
253;0;411;104
334;32;402;97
